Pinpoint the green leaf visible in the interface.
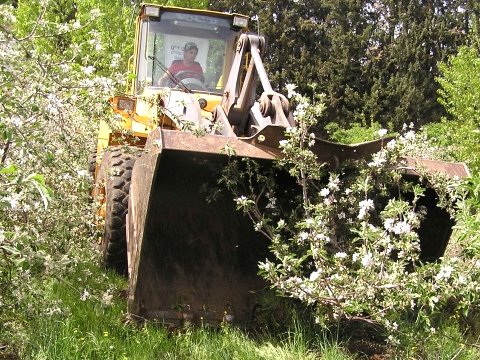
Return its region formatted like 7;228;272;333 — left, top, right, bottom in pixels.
26;173;53;209
2;128;13;141
0;164;18;175
13;257;30;270
26;173;46;186
0;245;21;256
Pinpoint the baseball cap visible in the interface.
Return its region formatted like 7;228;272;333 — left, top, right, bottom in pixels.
184;42;198;52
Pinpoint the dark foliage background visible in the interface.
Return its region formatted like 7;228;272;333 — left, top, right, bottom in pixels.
209;0;479;135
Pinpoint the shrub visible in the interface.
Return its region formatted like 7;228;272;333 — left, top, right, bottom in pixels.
223;87;479;347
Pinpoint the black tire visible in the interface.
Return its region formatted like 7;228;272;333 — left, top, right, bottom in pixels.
87;152;98;201
95;147;140;274
88;152;97;180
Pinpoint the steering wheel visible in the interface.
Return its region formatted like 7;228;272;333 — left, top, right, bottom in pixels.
174;71;204;82
171;71;208;91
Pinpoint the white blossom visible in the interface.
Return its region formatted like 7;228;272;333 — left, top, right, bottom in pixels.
314;233;329;243
293;101;307;118
285;83;297;98
299;231;309;241
368;151;387;168
3;194;21;210
392;221;411;235
386;139;396;150
403;130;416;141
90;8;102;19
361;252;373;267
77;169;89;178
109;53;120;68
101;291;113;306
82;65;95;75
279;139;288;147
9;115;22;127
80;288;90;301
57;23;69;32
265;194;276;209
59;63;70;72
259;260;272;272
429;296;440;306
254;221;263;232
378;128;388;137
72;20;81;29
384;218;395;231
435;265;454;281
309;270;321;281
328;176;340;191
46;94;63;115
358;199;374;219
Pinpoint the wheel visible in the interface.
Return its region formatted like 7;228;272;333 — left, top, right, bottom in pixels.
88;152;97;179
94;146;141;274
87;152;98;201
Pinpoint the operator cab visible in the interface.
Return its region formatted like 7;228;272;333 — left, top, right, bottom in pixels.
136;6;249;95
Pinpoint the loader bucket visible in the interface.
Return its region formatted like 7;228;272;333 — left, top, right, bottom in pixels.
126;128;469;326
126;128;283;326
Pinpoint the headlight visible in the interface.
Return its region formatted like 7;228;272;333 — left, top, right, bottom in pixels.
144;6;160;18
117;98;135;111
233;16;248;28
198;98;207;110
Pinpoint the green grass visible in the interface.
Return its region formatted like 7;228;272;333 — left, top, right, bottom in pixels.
20;263;353;360
13;259;480;360
399;322;480;360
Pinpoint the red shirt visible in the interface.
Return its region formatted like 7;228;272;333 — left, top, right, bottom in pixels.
169;60;203;77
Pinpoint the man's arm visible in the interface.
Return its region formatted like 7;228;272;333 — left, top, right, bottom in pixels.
158;70;172;86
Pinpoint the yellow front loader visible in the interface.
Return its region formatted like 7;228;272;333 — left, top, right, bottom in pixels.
92;4;469;326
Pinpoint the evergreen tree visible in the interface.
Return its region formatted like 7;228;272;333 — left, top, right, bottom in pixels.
209;0;472;134
364;0;469;129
